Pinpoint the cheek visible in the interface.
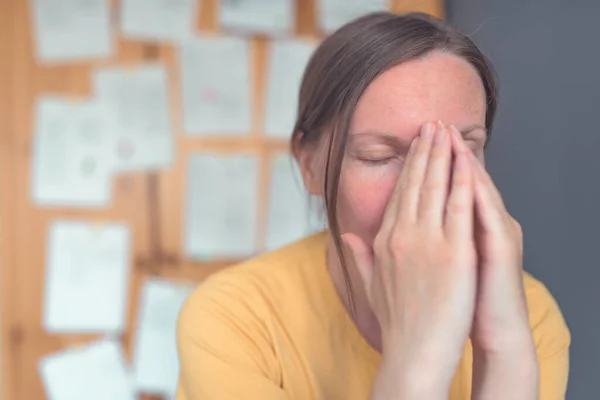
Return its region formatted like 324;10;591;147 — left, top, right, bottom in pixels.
337;165;399;241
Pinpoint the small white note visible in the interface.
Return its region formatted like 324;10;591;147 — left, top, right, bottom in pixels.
317;0;389;33
93;64;174;171
30;0;113;63
219;0;295;36
43;221;131;334
185;153;259;259
121;0;198;43
39;339;136;400
132;279;194;397
264;40;317;137
180;37;252;135
31;97;118;208
266;153;325;250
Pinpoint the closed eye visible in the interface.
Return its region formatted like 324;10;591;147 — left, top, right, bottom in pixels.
358;157;397;166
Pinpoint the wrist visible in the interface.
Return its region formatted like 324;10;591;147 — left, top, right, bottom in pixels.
471;326;535;359
377;348;455;399
472;342;539;400
473;346;539;376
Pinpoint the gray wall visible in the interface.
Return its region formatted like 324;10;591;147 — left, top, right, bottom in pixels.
447;1;600;399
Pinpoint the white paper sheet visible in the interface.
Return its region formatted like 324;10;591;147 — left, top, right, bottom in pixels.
30;0;113;63
31;97;118;208
132;279;194;397
121;0;198;43
264;40;316;137
43;221;131;334
93;64;174;171
265;153;325;250
219;0;294;36
185;153;259;259
317;0;389;33
39;339;137;400
180;37;252;135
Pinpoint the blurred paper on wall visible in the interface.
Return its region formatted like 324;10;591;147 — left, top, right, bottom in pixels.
219;0;294;36
185;153;259;259
43;221;131;334
132;279;194;397
264;40;317;137
30;0;113;63
317;0;389;33
93;64;174;171
180;37;252;135
39;339;136;400
31;97;118;208
266;153;324;250
121;0;198;43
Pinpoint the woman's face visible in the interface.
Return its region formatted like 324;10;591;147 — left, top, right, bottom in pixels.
306;51;488;245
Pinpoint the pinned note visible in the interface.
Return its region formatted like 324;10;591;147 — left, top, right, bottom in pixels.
93;64;174;171
219;0;295;36
39;339;136;400
180;37;252;135
264;40;317;137
266;153;325;250
317;0;389;33
185;153;259;259
30;0;113;63
43;221;131;334
31;97;118;208
132;279;194;397
121;0;198;43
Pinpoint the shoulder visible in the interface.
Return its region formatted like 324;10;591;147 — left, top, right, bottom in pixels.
184;231;326;304
175;234;328;396
178;231;328;337
522;271;571;356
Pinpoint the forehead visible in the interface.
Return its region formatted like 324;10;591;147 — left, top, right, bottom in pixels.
351;51;486;135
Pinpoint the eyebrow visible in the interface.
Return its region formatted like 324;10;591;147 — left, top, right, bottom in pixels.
351;124;487;147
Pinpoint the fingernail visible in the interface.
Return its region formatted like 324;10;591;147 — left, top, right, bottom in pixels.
421;122;435;138
437;120;445;129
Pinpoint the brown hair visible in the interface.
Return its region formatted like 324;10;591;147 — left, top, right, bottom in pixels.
292;12;498;313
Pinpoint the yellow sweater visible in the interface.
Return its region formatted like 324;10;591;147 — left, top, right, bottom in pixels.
176;232;570;399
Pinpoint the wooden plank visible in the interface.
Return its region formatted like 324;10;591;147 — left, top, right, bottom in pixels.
0;0;17;397
392;0;445;16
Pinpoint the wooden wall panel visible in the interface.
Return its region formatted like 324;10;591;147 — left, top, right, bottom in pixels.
0;0;17;399
0;0;444;399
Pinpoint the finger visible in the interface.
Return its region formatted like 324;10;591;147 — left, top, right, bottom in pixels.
418;121;452;226
470;155;508;233
448;124;473;187
380;121;436;232
379;135;421;233
449;124;471;154
445;152;475;240
469;152;505;210
449;126;507;233
341;233;374;301
394;121;438;223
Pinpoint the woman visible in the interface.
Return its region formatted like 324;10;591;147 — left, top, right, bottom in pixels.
176;12;570;399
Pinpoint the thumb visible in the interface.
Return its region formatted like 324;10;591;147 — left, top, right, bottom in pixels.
341;233;374;297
